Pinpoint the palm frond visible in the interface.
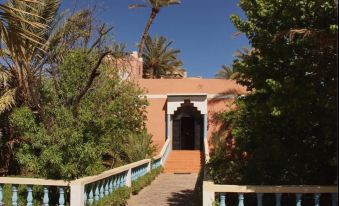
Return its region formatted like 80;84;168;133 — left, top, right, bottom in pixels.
0;88;16;113
143;35;183;78
128;4;147;9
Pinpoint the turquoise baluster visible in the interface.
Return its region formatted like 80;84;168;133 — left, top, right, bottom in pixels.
257;193;263;206
12;184;18;206
113;176;117;190
296;193;302;206
220;193;226;206
94;183;100;201
238;193;244;206
275;193;282;206
124;172;128;185
84;189;88;206
0;184;3;206
121;173;126;187
88;184;94;205
120;174;124;187
116;175;120;188
137;168;140;179
109;177;113;193
100;181;104;198
27;185;33;206
58;187;65;206
332;193;338;206
104;179;109;196
43;186;49;206
314;193;320;206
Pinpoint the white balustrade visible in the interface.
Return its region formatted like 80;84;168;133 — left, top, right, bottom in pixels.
0;138;172;206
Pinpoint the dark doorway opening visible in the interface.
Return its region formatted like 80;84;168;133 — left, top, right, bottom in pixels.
172;100;203;150
181;117;195;150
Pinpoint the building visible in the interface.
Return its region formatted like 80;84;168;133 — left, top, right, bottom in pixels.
120;52;246;172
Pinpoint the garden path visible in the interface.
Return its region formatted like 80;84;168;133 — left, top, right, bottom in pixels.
127;173;201;206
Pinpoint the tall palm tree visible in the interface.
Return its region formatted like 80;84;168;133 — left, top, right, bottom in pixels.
0;0;59;115
143;35;183;78
215;65;237;79
129;0;181;57
0;0;48;113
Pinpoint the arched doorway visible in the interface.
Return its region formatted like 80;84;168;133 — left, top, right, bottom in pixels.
172;100;203;150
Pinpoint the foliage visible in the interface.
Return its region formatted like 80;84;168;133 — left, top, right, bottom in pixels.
0;0;60;115
93;167;163;206
2;184;44;206
7;50;152;180
93;186;131;206
131;166;163;195
214;65;238;80
208;0;337;185
143;35;183;78
1;1;154;179
0;0;46;70
207;133;246;184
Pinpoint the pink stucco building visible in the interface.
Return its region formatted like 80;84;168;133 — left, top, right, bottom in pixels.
121;52;246;172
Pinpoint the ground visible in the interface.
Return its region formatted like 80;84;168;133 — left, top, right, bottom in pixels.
127;173;202;206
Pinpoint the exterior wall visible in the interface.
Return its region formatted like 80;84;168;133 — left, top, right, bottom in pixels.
137;78;246;152
144;98;167;152
105;51;143;80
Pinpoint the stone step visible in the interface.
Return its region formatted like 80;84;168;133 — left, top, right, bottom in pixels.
164;150;203;173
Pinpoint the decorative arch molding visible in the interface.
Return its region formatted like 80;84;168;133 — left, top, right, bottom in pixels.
166;93;207;115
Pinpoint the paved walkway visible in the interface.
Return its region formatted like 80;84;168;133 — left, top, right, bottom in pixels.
127;173;201;206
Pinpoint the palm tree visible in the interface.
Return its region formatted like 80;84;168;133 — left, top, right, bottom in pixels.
143;35;183;78
215;65;238;79
0;0;48;113
129;0;181;57
0;0;59;115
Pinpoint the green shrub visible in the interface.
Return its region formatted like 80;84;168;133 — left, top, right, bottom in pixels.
208;0;337;185
5;50;154;180
93;187;131;206
92;167;163;206
131;167;163;195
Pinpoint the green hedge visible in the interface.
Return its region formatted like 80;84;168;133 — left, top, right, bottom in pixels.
131;167;163;195
93;166;163;206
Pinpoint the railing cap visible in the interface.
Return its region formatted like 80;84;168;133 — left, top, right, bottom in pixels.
203;181;338;194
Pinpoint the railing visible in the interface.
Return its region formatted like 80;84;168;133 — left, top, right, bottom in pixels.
202;139;338;206
0;178;69;206
203;181;338;206
0;138;172;206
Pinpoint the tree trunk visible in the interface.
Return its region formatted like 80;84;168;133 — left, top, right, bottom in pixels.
143;66;154;79
138;8;159;57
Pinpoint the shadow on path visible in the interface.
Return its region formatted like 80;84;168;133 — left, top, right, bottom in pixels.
167;189;195;206
167;167;204;206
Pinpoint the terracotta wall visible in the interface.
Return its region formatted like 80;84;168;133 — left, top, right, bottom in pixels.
137;78;246;151
145;98;167;152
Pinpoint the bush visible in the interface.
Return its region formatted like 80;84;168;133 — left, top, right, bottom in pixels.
93;167;163;206
93;187;131;206
6;50;154;180
208;0;337;185
131;167;163;195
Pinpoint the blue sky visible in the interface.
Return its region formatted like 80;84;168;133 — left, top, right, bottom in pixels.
0;0;246;78
60;0;249;78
